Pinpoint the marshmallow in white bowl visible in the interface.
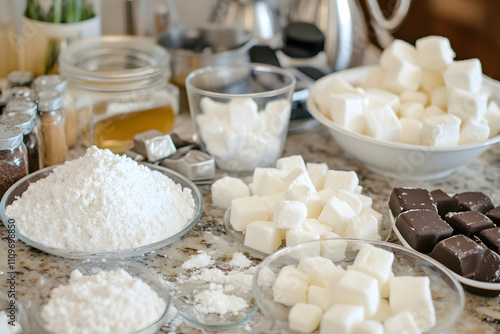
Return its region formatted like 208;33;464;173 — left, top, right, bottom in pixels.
416;35;455;71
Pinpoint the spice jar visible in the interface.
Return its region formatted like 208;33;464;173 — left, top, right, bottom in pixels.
0;125;28;199
34;75;78;148
0;112;43;174
37;90;67;166
59;36;179;154
7;71;33;88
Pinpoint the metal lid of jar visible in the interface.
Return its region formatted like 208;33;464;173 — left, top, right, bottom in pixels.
4;98;38;117
0;113;35;135
0;124;23;150
37;90;63;112
7;71;33;87
33;75;68;93
9;87;34;100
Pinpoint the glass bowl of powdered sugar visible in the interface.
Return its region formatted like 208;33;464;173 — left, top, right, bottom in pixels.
30;259;171;334
0;146;204;259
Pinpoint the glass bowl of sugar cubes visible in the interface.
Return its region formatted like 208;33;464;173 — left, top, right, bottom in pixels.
253;238;465;334
185;63;296;173
307;35;500;181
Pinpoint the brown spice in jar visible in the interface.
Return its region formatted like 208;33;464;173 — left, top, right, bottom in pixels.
65;108;79;147
41;112;67;166
0;146;28;199
24;131;41;173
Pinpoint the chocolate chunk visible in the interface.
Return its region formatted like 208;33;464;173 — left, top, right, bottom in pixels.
429;234;485;279
389;187;437;218
453;191;494;214
431;189;460;218
478;227;500;254
395;209;453;254
473;249;500;283
486;206;500;226
444;210;495;237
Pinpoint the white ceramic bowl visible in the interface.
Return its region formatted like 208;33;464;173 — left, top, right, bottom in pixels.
307;66;500;181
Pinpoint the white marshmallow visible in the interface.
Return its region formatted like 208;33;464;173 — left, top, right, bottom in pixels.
197;113;224;140
200;96;229;118
458;118;490;144
284;168;316;191
323;170;359;193
333;270;380;316
256;266;276;289
389;276;436;332
336;189;363;214
380;40;418;67
317;188;338;206
318;197;356;235
485;101;500;137
272;200;308;229
360;66;385;89
400;91;429;106
276;155;307;172
254;168;287;196
261;192;285;219
321;232;348;261
420;70;445;94
204;126;242;159
416;35;455;70
306;162;329;191
298;256;338;288
308;285;335;311
380;272;394;299
284;185;323;218
357;193;373;208
384;311;421;334
348;244;394;288
448;87;488;122
228;97;259;131
369;298;393;321
273;265;309;306
320;304;365;334
364;105;402;142
353;320;384;334
230;196;269;231
421;114;461;146
399;103;424;120
423;105;446;119
288;303;322;333
383;60;422;93
330;93;366;133
366;88;400;112
244;221;282;254
400;118;423;145
286;228;321;248
315;76;359;115
211;176;250;209
344;214;381;241
263;98;291;134
354;185;363;194
359;206;383;225
302;218;333;235
430;86;448;110
443;58;483;93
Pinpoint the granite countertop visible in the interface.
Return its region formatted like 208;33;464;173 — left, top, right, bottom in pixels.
1;121;500;333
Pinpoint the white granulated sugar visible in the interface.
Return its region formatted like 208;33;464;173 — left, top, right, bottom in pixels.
229;252;252;268
193;284;249;315
41;269;166;334
6;146;195;252
181;252;214;270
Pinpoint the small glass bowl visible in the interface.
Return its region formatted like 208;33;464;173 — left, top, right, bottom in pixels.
253;238;465;334
0;163;203;259
0;292;30;333
30;260;171;334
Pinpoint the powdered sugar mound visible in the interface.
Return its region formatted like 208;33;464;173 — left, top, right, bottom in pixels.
6;146;195;252
193;284;249;315
181;252;214;270
229;252;252;268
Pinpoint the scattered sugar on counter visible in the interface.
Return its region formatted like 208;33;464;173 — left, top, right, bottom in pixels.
5;146;195;252
40;269;166;334
181;251;214;270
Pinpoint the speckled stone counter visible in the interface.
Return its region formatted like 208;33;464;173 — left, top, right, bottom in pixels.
1;121;499;334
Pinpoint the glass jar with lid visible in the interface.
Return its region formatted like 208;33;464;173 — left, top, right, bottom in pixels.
37;90;67;166
59;36;179;154
7;71;33;88
4;98;43;157
0;124;28;199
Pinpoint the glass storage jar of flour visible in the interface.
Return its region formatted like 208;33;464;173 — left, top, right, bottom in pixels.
59;36;178;154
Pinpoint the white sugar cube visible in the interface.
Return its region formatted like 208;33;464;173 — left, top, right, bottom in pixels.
321;232;347;261
443;58;483;93
337;189;363;214
384;311;421;334
317;188;338;206
357;193;373;208
399;103;424;120
315;76;359;115
204;127;242;158
308;285;335;311
359;206;383;226
289;303;322;333
273;265;309;306
273;200;307;229
383;60;422;93
286;229;321;248
344;214;381;240
333;270;380;316
261;192;285;219
360;66;385;89
276;155;307;172
284;168;316;191
416;35;455;70
298;256;338;287
400;118;423;145
353;320;384;334
349;244;394;288
330;93;366;133
320;304;365;334
380;39;418;67
244;221;282;254
389;276;436;332
448;87;488;122
306;162;329;191
380;272;394;299
230;196;269;231
318;197;356;235
400;91;429;106
229;98;258;131
364;105;402;142
421;114;461;146
430;86;448;110
284;185;323;218
423;105;446;119
369;298;393;321
302;218;333;235
458;118;490;144
264;98;291;133
420;70;445;93
254;168;287;196
485;101;500;137
366;88;400;112
323;170;359;192
211;176;250;209
200;96;229;117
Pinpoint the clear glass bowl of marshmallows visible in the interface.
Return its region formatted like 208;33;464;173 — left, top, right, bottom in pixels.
185;63;296;173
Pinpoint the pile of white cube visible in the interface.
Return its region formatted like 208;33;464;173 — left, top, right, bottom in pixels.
195;97;291;171
268;244;436;334
211;155;383;255
315;35;500;146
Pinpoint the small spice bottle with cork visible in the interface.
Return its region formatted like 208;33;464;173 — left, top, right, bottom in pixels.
37;90;67;166
0;124;29;199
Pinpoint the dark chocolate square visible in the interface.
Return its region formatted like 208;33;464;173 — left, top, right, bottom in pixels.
389;187;437;218
431;189;460;218
486;206;500;226
429;234;485;278
444;210;495;237
395;209;453;254
453;192;494;214
473;249;500;283
478;227;500;254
